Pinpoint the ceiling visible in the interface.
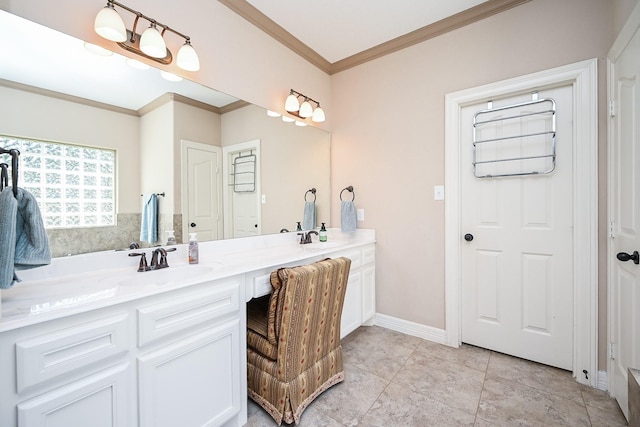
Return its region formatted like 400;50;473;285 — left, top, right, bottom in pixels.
222;0;529;73
245;0;488;64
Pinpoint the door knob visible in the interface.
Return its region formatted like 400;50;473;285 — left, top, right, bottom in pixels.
190;222;196;227
616;251;639;265
254;224;258;228
464;233;474;242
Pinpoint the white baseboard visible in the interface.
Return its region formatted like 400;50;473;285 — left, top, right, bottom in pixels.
597;370;608;391
374;313;447;345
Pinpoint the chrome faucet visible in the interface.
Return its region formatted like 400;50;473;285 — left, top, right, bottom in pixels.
298;230;318;244
129;247;176;272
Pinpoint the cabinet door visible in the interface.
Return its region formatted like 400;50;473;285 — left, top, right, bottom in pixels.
17;363;131;427
362;265;376;324
138;319;241;427
341;271;362;338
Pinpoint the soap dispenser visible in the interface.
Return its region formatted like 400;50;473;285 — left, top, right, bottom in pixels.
188;233;199;264
166;230;176;245
319;223;327;242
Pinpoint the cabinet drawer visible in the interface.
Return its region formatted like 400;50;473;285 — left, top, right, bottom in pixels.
340;250;362;270
17;363;131;427
252;273;272;298
362;247;375;266
16;314;129;393
138;280;240;347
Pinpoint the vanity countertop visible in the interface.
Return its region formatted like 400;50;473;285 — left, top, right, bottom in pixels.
0;229;375;332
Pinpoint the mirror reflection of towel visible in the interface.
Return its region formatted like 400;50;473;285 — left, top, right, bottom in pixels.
0;187;51;289
140;193;158;244
341;200;357;233
302;201;316;230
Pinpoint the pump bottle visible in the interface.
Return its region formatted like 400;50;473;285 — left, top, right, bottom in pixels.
319;223;327;242
188;233;199;264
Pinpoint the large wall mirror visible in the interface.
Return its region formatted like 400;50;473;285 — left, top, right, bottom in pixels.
0;10;330;256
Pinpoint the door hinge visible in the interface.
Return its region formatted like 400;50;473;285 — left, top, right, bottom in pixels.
609;100;616;117
609;342;616;360
609;221;615;238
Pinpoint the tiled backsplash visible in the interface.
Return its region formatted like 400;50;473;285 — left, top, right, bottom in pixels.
46;213;183;257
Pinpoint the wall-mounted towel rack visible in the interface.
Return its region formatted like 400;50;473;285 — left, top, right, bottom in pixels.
472;96;556;178
340;186;355;201
304;188;316;202
229;151;256;193
141;192;166;197
0;148;20;198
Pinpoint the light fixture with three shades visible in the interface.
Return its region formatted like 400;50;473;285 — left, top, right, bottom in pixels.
94;0;200;72
285;89;325;122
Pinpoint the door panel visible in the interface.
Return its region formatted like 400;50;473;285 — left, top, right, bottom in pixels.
182;141;222;242
610;19;640;418
461;85;574;370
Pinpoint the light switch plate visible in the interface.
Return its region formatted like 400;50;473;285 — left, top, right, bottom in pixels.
434;185;445;200
357;209;365;221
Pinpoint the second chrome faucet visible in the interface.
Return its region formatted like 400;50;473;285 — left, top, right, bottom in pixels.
298;230;318;244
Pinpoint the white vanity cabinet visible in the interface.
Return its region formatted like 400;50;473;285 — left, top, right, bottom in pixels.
0;229;375;427
0;276;247;427
0;308;135;427
136;278;244;427
335;243;376;337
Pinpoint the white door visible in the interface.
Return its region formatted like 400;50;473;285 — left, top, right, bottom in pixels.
609;9;640;419
223;140;261;239
460;85;574;370
181;141;222;242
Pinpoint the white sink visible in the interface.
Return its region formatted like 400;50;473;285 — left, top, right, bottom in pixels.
99;264;218;287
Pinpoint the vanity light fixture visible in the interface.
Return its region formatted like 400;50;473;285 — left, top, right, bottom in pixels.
284;89;325;122
94;0;200;71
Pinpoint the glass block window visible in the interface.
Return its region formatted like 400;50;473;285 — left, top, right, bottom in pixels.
0;136;116;228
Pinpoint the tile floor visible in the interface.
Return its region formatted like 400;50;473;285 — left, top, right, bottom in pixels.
244;325;628;427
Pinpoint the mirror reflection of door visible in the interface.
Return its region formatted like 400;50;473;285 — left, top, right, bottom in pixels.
181;140;222;242
223;140;261;238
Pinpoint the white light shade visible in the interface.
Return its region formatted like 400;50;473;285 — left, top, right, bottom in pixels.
160;71;182;81
282;116;295;123
176;42;200;71
94;5;127;42
295;121;307;127
299;100;313;118
285;94;300;112
140;24;167;58
312;106;326;122
267;110;281;117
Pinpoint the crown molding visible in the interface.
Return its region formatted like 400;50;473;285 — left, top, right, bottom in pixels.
218;0;331;73
219;0;531;75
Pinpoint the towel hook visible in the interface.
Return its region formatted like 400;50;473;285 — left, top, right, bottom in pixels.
340;186;355;201
304;188;316;202
0;163;8;191
0;148;20;198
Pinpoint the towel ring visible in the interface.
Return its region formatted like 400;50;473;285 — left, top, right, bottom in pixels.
305;188;316;202
340;186;355;201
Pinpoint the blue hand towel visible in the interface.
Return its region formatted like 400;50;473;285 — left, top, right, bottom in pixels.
140;193;158;244
302;201;316;230
0;187;51;289
341;200;357;233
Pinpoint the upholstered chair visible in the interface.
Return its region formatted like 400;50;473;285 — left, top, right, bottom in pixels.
246;257;351;425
